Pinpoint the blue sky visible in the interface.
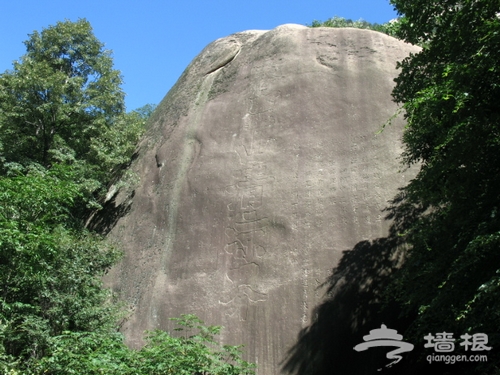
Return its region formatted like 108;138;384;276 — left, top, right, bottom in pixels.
0;0;399;112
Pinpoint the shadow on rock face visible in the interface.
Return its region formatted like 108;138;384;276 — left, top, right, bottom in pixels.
87;189;135;236
280;192;459;375
281;237;415;375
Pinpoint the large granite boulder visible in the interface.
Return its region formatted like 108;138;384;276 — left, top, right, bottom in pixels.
103;24;420;374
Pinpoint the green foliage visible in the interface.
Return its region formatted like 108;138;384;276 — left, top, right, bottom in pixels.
308;16;401;38
382;0;500;372
0;175;252;372
33;315;256;375
135;315;255;375
33;331;133;374
0;18;151;203
0;19;253;375
0;18;155;209
0;19;124;171
89;103;156;182
0;166;121;368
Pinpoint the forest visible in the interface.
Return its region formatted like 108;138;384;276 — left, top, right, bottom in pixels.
0;18;255;375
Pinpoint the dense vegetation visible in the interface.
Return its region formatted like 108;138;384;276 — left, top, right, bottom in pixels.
0;19;254;374
308;15;401;38
382;1;499;373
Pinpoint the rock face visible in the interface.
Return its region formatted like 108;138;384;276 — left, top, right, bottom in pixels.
103;25;420;375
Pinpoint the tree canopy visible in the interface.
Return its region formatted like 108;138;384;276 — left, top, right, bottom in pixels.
382;0;500;373
0;19;254;374
308;15;401;37
0;19;124;171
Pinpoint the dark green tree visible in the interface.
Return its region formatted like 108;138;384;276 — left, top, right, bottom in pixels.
0;19;154;215
0;19;140;371
0;19;124;176
89;103;156;179
0;20;124;167
384;0;500;373
0;19;255;374
0;165;122;370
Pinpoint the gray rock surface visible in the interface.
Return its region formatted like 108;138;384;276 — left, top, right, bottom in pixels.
103;24;420;375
